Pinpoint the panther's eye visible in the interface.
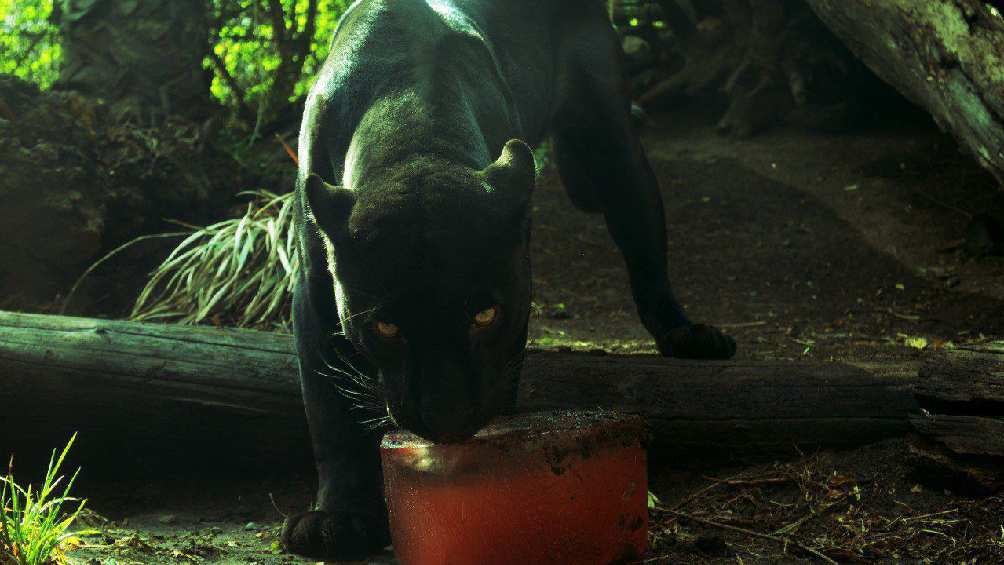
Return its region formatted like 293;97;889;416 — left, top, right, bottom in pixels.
472;305;499;329
374;321;400;339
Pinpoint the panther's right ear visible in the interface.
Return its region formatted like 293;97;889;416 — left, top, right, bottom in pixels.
480;139;535;218
304;173;355;240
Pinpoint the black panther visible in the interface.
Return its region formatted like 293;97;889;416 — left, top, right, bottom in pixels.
283;0;736;559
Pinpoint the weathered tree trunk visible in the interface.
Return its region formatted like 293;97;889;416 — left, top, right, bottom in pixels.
518;352;917;457
805;0;1004;186
0;311;919;476
910;342;1004;494
56;0;213;122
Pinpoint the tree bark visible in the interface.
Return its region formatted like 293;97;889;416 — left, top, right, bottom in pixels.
804;0;1004;186
56;0;213;122
910;342;1004;494
0;311;919;476
517;352;917;457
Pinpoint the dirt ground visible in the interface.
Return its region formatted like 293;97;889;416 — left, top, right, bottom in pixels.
62;107;1004;563
529;104;1004;360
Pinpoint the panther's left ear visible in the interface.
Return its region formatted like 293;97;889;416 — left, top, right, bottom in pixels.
480;139;535;214
304;173;355;241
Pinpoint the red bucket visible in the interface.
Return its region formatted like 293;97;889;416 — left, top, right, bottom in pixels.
381;410;648;565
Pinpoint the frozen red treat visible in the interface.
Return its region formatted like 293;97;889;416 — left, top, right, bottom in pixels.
381;410;647;565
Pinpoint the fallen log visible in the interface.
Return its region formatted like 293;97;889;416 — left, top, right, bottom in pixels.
0;311;918;477
805;0;1004;185
910;342;1004;494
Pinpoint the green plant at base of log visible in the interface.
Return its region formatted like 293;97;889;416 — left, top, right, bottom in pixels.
130;149;556;329
0;434;92;565
131;190;298;330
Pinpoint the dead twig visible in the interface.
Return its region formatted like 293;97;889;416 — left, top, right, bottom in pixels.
670;475;731;511
704;475;792;487
901;509;958;523
207;47;255;123
773;500;841;536
672;472;791;512
275;133;298;165
661;507;838;565
888;309;921;322
717;320;769;329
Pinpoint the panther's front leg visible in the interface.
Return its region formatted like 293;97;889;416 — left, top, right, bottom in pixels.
281;274;390;560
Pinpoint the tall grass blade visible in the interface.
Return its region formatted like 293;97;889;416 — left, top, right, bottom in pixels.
130;190;298;328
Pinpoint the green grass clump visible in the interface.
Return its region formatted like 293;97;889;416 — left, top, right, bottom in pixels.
0;434;89;565
130;190;298;329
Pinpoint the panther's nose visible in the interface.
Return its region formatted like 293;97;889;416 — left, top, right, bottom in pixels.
418;396;480;443
410;355;486;442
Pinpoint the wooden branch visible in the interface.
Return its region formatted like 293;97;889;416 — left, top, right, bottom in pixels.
267;0;288;45
912;415;1004;456
285;0;317;93
910;342;1004;493
299;0;319;55
207;48;256;123
0;311;919;475
258;0;307;126
516;352;917;456
805;0;1004;186
12;31;47;70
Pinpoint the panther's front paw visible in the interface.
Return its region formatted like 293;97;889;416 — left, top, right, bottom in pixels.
281;510;390;561
658;324;736;359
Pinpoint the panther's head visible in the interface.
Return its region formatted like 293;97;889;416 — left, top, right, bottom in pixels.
305;139;535;443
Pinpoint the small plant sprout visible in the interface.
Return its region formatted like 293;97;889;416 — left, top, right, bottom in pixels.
0;433;92;565
647;490;661;510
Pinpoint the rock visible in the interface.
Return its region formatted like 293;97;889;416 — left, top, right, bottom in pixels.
0;78;107;312
0;75;229;315
964;214;1003;257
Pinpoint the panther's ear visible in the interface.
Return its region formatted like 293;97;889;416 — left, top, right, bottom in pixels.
304;173;355;240
481;139;535;213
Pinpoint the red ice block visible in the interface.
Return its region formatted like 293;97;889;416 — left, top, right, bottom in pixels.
381;410;647;565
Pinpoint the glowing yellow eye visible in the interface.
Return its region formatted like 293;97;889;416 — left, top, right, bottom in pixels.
473;305;499;328
374;321;400;339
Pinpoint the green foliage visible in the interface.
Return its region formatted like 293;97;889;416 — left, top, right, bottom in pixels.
647;490;661;510
0;434;91;565
0;0;61;88
2;0;349;117
206;0;350;112
131;190;298;329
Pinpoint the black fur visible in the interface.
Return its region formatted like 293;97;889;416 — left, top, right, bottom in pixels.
285;0;735;559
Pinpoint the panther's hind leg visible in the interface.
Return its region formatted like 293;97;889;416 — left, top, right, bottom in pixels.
551;10;735;359
553;135;604;213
